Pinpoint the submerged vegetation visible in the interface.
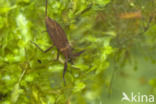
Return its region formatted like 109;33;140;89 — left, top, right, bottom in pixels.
0;0;156;104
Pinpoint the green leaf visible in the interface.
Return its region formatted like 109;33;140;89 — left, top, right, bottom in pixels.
73;81;86;93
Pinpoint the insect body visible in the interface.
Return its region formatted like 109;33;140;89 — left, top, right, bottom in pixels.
44;0;83;84
45;17;73;60
45;16;73;85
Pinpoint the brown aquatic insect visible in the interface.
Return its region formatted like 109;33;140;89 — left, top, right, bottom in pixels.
32;0;84;85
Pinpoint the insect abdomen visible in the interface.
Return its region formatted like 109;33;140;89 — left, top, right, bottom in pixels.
45;16;72;57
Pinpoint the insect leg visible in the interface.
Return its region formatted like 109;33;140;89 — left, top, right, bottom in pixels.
63;57;68;85
30;41;53;53
56;50;60;61
73;50;85;57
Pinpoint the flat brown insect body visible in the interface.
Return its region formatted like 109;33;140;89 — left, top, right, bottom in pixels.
45;17;73;59
45;0;80;85
42;0;84;85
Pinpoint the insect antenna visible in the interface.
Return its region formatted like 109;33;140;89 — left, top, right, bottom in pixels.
45;0;48;16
